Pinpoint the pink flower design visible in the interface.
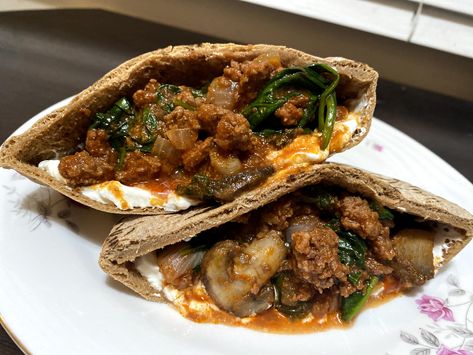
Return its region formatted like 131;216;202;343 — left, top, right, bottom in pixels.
437;345;473;355
416;295;454;322
373;143;384;152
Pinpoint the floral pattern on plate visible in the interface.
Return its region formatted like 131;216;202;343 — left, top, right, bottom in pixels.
2;106;473;355
401;275;473;355
2;171;79;232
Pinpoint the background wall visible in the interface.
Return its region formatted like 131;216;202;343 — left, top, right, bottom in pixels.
1;0;473;101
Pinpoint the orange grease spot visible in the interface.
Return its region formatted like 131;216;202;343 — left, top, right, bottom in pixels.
107;181;129;210
170;278;402;334
133;176;189;196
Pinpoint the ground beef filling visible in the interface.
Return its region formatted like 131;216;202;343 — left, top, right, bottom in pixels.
57;54;352;199
57;54;287;189
291;227;349;292
155;189;433;323
338;196;395;261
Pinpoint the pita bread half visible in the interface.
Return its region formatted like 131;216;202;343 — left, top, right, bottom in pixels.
99;163;473;302
0;43;378;215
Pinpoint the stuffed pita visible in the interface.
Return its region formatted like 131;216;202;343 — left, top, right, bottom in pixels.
0;44;377;214
99;163;473;332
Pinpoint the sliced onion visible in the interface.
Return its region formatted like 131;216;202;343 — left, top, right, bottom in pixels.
166;128;198;150
151;136;180;164
156;242;206;284
253;52;281;66
392;229;434;282
210;151;242;176
285;222;317;245
206;77;238;109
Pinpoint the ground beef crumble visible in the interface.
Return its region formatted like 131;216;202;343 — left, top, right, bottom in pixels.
338;196;395;260
59;129;117;186
291;226;350;293
214;112;252;151
275;94;309;127
115;151;161;185
181;137;213;172
59;150;116;187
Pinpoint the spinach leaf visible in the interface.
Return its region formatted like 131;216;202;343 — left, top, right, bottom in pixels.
176;174;216;201
242;70;319;130
137;141;154;153
156;84;181;114
297;94;319;128
90;97;135;136
117;146;127;170
114;97;134;115
256;128;311;149
300;187;338;213
191;84;209;98
242;63;339;150
347;271;362;285
273;270;313;319
337;230;366;268
369;201;394;220
177;167;274;202
173;99;196;111
142;107;158;133
325;218;341;233
341;276;378;321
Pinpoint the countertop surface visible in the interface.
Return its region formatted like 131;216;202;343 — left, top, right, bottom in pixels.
1;8;472;355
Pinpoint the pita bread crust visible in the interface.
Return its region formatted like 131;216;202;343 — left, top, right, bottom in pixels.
99;163;473;301
0;43;377;214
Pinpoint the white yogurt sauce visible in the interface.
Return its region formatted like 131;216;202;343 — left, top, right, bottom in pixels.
38;159;199;211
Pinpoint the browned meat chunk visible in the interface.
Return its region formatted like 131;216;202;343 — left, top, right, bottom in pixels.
59;151;116;187
175;86;204;110
236;55;282;108
215;112;252;151
133;79;159;107
162;106;200;131
336;105;349;121
291;225;349;293
339;196;384;239
181;137;213;171
338;196;395;260
371;235;396;261
278;271;315;305
115;151;161;185
311;289;341;318
85;129;113;157
275;95;309;127
223;60;244;82
339;272;369;298
259;198;294;231
196;104;227;134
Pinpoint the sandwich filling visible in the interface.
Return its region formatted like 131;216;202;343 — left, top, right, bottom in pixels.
133;185;464;332
39;53;362;210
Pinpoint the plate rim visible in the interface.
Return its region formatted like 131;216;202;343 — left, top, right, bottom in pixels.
1;97;472;355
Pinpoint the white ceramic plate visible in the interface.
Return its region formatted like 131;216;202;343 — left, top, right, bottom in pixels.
1;99;473;355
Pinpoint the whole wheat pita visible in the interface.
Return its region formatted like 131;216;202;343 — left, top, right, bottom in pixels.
100;163;473;306
0;44;377;214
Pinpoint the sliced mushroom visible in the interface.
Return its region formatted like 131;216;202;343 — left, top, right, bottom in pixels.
202;231;286;317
